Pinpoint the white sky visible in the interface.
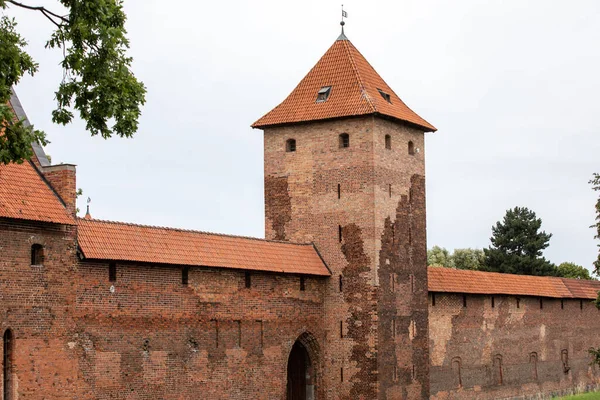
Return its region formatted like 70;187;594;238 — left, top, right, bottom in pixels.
7;0;600;271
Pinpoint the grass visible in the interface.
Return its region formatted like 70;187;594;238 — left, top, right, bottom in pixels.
558;393;600;400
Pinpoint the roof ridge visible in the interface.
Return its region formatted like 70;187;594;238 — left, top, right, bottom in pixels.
77;217;315;247
342;39;376;113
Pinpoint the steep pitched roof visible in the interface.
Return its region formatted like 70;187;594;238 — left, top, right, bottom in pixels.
0;161;74;225
428;267;600;299
252;36;436;131
77;218;331;276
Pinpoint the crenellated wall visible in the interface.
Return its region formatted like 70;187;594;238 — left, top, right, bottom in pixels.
429;292;600;399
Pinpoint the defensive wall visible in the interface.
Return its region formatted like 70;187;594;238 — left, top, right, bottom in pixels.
428;268;600;400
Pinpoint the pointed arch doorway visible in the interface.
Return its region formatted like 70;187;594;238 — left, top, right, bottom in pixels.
286;337;317;400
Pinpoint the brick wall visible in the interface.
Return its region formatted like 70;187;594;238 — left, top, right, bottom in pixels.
263;116;429;399
429;292;600;399
0;218;81;399
74;261;327;399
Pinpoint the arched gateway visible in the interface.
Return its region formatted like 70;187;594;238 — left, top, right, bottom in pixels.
286;333;319;400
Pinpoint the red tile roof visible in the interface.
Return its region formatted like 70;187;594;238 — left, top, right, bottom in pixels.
428;267;600;299
0;161;74;225
252;37;436;131
77;218;331;276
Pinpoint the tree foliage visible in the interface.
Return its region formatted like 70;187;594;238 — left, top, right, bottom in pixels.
427;247;485;271
483;207;556;276
427;246;453;268
0;0;146;164
555;262;593;280
452;248;485;271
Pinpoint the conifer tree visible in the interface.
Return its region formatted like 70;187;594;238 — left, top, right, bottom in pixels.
483;206;555;276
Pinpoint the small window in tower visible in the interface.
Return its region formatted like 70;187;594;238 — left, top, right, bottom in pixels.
339;133;350;148
316;86;332;103
337;184;341;199
286;138;296;152
182;267;189;285
31;244;44;266
245;271;251;289
408;141;415;155
385;134;391;149
338;225;343;242
109;262;117;282
300;276;305;291
378;88;392;104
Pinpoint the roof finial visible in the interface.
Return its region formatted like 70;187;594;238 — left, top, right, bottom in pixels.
84;197;92;220
338;4;348;41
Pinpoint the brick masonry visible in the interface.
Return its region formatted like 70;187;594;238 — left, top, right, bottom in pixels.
1;113;599;399
263;115;429;399
429;293;600;399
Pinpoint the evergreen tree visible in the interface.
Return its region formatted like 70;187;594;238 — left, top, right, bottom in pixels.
483;207;556;276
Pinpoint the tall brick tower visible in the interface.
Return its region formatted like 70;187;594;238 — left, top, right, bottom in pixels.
252;28;436;399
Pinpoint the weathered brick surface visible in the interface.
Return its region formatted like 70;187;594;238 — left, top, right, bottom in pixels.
73;262;327;399
429;293;600;399
0;218;81;399
264;116;429;399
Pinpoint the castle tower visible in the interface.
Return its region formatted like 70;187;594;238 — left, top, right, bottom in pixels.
253;30;436;399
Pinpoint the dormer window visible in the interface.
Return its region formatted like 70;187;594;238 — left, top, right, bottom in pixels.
378;89;391;104
316;86;332;103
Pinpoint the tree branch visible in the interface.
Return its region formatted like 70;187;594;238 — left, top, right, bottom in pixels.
6;1;69;24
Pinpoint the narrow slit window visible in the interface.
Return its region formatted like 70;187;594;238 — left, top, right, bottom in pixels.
338;225;343;242
385;134;391;149
408;141;415;155
491;296;495;308
580;299;583;310
245;271;251;288
516;298;521;308
109;262;117;282
337;184;341;199
378;88;392;103
339;275;343;292
300;276;305;291
561;299;564;309
182;267;189;285
3;329;13;400
432;293;436;306
341;367;344;382
339;133;350;148
540;298;543;309
340;321;344;338
316;86;332;103
463;295;467;308
389;184;392;198
31;244;44;266
286;138;296;152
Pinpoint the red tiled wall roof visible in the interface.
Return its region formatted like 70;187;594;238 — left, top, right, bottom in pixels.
0;161;74;225
252;38;436;131
428;266;600;299
77;218;331;276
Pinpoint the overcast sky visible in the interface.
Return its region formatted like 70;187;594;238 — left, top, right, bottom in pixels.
7;0;600;271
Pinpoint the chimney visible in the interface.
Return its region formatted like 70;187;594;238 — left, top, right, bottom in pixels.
42;164;77;217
